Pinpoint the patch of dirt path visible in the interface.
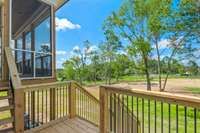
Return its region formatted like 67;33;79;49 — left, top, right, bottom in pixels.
84;79;200;99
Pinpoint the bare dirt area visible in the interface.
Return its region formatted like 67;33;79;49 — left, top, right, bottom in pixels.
84;78;200;99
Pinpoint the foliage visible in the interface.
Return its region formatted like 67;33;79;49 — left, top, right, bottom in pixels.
58;0;200;89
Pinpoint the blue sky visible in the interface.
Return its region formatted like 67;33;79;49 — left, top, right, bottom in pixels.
55;0;123;68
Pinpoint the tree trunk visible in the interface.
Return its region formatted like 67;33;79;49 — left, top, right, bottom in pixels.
143;54;151;91
155;35;162;91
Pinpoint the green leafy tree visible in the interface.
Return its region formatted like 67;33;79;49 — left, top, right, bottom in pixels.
99;27;122;84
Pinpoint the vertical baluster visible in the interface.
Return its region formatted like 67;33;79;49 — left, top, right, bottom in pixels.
114;94;116;133
60;87;61;118
63;86;64;117
110;93;113;132
127;96;129;133
142;98;144;133
46;90;48;123
42;91;43;124
28;91;30;129
154;101;157;133
194;108;197;133
148;99;150;133
122;95;124;133
176;105;178;133
117;94;121;133
131;96;134;133
168;104;171;133
66;85;68;115
136;97;139;133
81;90;83;118
56;88;58;118
37;90;39;126
161;102;163;133
184;107;187;133
78;89;79;116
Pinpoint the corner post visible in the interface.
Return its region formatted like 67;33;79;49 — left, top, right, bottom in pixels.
14;88;24;133
50;88;56;120
69;82;76;118
100;86;108;133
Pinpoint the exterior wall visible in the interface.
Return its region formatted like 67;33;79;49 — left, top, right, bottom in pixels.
1;0;57;82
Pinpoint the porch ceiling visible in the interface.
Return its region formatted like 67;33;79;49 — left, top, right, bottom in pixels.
12;0;49;37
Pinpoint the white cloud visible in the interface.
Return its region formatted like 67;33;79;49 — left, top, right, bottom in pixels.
73;46;80;51
158;39;170;49
84;45;98;54
56;57;67;68
56;50;67;55
56;17;81;31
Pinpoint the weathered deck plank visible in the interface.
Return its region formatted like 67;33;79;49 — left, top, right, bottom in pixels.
36;118;99;133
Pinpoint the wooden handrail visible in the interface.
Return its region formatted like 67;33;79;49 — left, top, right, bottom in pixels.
22;81;72;91
101;85;200;109
73;81;99;104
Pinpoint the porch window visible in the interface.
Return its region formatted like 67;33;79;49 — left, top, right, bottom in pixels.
35;17;52;77
14;12;52;78
15;37;23;75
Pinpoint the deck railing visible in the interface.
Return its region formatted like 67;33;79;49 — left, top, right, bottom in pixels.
100;86;200;133
23;82;70;130
12;81;100;132
73;82;100;126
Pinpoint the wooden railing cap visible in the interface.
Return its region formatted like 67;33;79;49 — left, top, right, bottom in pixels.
100;85;200;109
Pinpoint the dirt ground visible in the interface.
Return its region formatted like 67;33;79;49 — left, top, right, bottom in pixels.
84;78;200;99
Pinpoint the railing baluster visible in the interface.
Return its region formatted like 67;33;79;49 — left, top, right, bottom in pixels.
122;95;124;133
142;98;144;133
168;103;171;133
148;99;150;133
184;106;187;133
136;97;139;133
161;102;163;133
155;101;157;133
176;105;178;133
46;90;47;123
110;93;113;132
131;96;134;133
194;108;197;133
114;94;117;133
37;90;39;125
60;87;61;118
28;91;30;129
42;90;43;124
56;88;58;119
127;96;129;133
63;86;64;117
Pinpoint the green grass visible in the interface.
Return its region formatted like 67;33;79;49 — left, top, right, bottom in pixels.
185;87;200;94
123;96;200;133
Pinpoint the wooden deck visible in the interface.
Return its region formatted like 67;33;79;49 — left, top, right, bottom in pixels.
28;118;99;133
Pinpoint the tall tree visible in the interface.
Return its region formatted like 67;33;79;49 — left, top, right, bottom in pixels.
106;0;152;90
100;26;122;84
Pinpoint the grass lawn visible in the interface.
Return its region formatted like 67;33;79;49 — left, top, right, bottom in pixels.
185;87;200;94
124;96;200;133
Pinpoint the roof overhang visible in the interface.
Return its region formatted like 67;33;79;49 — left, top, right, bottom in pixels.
38;0;69;10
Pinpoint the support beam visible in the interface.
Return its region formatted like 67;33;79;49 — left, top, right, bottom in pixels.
2;0;10;81
69;82;76;118
100;87;108;133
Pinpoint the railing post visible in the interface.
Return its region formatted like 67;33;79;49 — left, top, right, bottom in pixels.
50;88;56;120
14;89;24;133
100;86;108;133
69;82;76;118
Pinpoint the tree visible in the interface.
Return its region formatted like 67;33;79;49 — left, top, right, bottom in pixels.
99;26;122;84
106;0;152;90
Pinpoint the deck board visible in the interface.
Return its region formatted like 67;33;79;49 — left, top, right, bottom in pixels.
36;118;99;133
